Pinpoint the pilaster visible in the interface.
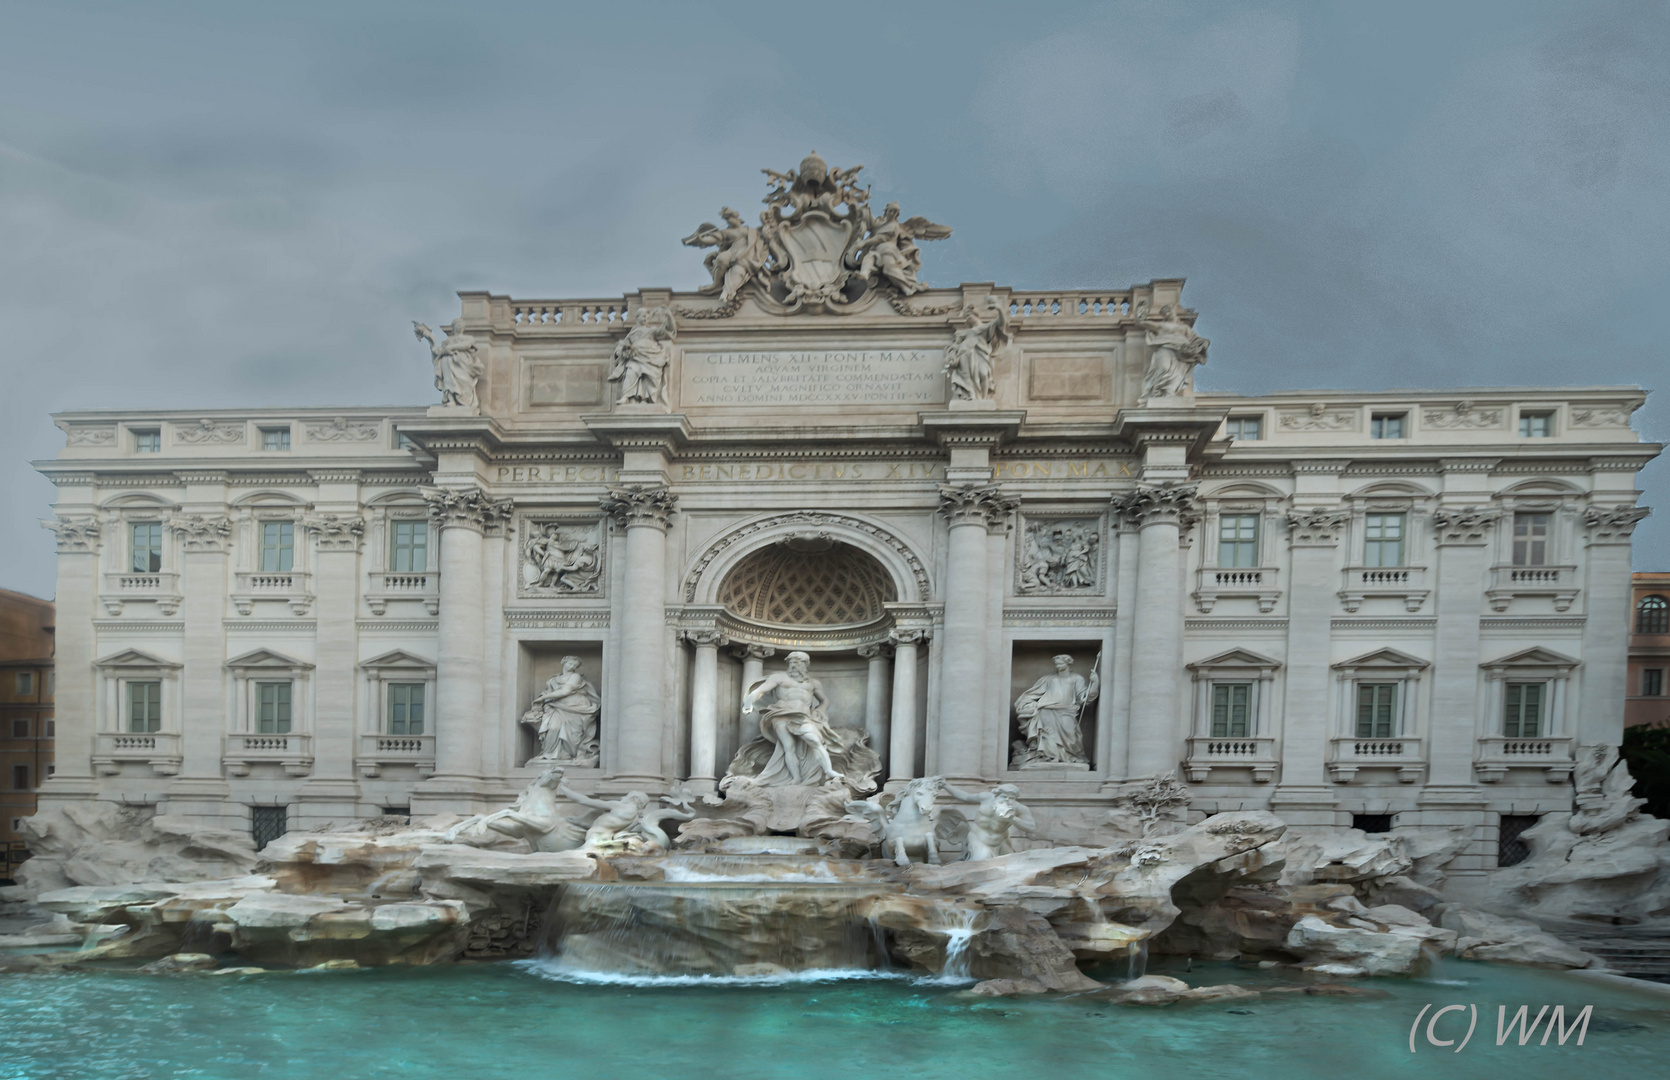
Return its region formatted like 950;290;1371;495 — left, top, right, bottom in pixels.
601;483;678;786
1273;506;1349;809
1578;503;1650;746
1118;483;1199;779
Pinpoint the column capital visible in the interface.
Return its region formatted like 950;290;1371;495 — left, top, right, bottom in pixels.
1430;505;1499;546
303;514;366;552
1112;482;1200;529
1285;506;1349;547
43;515;102;553
601;484;678;530
1583;503;1650;545
680;629;728;648
857;643;893;660
936;483;1017;529
732;643;776;661
422;485;513;533
887;627;930;647
171;514;235;553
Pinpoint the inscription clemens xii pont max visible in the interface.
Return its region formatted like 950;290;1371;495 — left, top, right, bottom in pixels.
682;350;943;406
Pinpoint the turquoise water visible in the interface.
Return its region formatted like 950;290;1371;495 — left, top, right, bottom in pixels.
3;959;1668;1080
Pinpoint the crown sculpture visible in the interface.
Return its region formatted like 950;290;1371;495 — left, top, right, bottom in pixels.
681;151;952;315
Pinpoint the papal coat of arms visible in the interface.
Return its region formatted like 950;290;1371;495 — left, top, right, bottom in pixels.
682;151;951;314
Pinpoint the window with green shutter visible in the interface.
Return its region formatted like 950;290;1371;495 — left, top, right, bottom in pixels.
256;682;292;734
1504;682;1544;737
131;522;162;573
1217;515;1259;569
128;681;162;733
391;521;428;572
1356;683;1397;737
1210;683;1251;737
389;683;425;735
1362;514;1405;568
260;522;294;572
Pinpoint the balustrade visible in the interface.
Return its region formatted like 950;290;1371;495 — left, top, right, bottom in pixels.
1486;564;1578;612
356;733;436;778
1183;735;1278;783
93;732;182;776
1327;735;1425;783
1193;566;1282;613
1475;734;1574;784
365;570;440;616
224;732;313;777
1338;565;1429;612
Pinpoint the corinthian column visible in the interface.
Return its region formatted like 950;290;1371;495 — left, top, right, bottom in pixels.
935;484;1016;781
414;486;510;812
602;484;678;785
1119;483;1198;778
1577;504;1649;746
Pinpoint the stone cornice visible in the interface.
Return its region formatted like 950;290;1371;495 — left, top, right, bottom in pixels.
175;471;231;485
1290;459;1351;475
918;409;1026;448
422;486;514;533
1439;458;1501;474
583;413;692;454
600;484;678;530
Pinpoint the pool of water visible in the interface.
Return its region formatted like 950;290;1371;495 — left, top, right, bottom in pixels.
3;958;1667;1080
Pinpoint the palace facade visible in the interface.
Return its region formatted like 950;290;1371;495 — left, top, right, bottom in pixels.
33;157;1660;886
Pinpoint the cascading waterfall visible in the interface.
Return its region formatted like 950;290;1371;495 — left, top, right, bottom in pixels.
934;907;981;982
1126;939;1149;981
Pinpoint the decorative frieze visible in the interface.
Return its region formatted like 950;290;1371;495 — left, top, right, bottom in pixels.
1569;404;1636;428
1430;506;1499;545
43;516;101;553
1423;401;1504;429
60;424;116;446
303;514;366;552
422;486;514;533
171;514;234;552
1285;507;1349;546
174;418;245;445
1016;516;1103;594
304;417;381;442
1583;503;1650;544
600;484;678;530
1278;404;1357;431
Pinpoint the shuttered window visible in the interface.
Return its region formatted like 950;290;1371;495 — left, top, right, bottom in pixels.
1356;683;1397;737
256;682;292;734
1504;682;1544;738
1210;683;1251;737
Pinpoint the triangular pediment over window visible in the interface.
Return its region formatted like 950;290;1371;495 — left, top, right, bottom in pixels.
94;648;181;670
1482;647;1579;671
1334;647;1430;670
359;649;436;672
225;648;314;671
1187;648;1282;671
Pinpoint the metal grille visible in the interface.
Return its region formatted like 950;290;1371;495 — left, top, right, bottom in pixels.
250;805;289;851
1498;814;1540;867
1353;814;1393;834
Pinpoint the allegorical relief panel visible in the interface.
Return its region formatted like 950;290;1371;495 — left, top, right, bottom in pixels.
518;516;606;598
1015;515;1104;595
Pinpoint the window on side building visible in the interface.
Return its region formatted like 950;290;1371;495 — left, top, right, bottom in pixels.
1217;515;1259;568
260;426;291;451
1644;669;1665;697
1356;683;1398;737
1210;683;1252;737
131;522;163;573
1640;595;1669;634
1370;413;1406;439
1504;681;1545;737
127;681;162;733
1362;513;1406;567
133;429;161;453
11;764;28;791
1512;512;1550;566
389;683;425;735
260;522;294;573
1518;412;1553;438
391;521;428;572
256;682;292;734
16;672;33;695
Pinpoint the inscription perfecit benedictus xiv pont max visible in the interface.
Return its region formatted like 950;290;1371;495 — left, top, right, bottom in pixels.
681;350;944;406
493;459;1135;483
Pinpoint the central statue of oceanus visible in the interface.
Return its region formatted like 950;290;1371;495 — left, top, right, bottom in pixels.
682;152;950;313
732;651;880;791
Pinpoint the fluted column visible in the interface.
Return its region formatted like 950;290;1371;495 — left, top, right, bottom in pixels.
858;643;891;766
1577;504;1650;746
602;484;678;784
1120;484;1198;778
683;630;725;792
935;484;1015;780
888;629;926;783
417;486;510;808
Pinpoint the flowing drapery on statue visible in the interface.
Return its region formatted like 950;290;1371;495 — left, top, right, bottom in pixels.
1011;654;1099;767
730;651;880;792
520;657;600;766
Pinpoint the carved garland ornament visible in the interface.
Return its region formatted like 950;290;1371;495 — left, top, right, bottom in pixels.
1422;401;1504;429
682;510;931;603
422;487;514;533
42;516;101;552
174;418;245;445
304;417;380;442
600;485;678;530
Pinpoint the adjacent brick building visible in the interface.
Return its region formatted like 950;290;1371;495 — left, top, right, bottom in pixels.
1630;571;1670;730
2;588;55;877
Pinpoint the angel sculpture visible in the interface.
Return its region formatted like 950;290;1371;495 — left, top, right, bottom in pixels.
682;207;769;303
856;202;951;296
942;301;1013;401
414;320;485;413
607;305;678;406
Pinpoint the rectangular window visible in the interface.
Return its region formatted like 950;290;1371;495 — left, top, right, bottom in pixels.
1210;683;1252;738
390;521;429;573
131;522;163;573
396;431;417;451
260;522;294;572
1519;412;1553;438
1217;514;1259;568
11;764;27;791
1504;682;1545;737
1370;413;1406;439
260;427;291;451
16;672;33;695
1644;669;1665;697
1353;814;1393;834
251;805;288;851
256;682;292;734
1498;814;1539;867
1362;513;1406;567
133;429;161;453
388;683;425;735
1225;417;1261;441
46;720;55;738
127;681;162;733
46;672;54;697
1512;512;1550;566
1356;683;1398;737
11;719;29;738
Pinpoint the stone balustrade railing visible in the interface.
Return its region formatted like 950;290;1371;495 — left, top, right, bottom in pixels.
356;733;436;779
225;733;313;778
231;571;313;616
1183;734;1278;783
1486;565;1579;612
1327;735;1425;783
1006;291;1133;319
1338;566;1430;613
365;571;440;616
93;732;182;776
1193;566;1282;613
1475;735;1574;784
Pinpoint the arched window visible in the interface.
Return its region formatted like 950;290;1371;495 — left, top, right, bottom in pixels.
1640;595;1670;635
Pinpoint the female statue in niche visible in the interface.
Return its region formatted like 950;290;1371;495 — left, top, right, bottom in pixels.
521;656;601;767
1011;653;1099;767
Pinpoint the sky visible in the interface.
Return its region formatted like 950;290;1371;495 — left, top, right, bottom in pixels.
1;0;1666;599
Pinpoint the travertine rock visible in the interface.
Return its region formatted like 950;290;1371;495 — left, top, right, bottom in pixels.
17;804;257;895
1434;906;1595;968
1285;912;1455;976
